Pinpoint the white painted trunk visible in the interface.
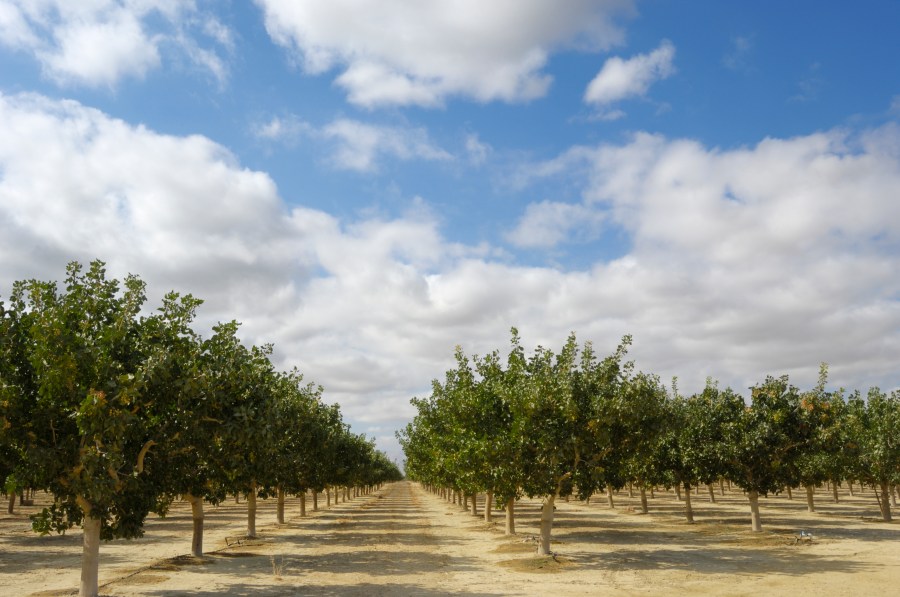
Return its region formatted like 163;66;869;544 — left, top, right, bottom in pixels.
749;490;762;532
187;494;204;557
707;484;716;503
606;486;614;508
78;499;101;597
505;497;515;535
537;495;555;556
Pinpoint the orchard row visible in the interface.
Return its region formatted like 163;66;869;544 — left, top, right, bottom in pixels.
398;330;899;556
0;261;402;597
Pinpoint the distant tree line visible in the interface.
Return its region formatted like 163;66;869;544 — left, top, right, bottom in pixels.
0;260;402;597
398;329;899;556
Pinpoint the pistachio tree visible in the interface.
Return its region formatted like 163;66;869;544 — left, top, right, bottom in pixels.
0;261;180;597
848;388;900;521
728;375;809;531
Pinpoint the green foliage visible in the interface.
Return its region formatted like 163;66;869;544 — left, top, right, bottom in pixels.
1;260;391;541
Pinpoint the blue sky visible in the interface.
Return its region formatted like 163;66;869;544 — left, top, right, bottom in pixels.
1;1;899;460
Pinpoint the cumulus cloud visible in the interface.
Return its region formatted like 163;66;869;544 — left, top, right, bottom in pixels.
322;119;452;172
0;1;233;87
584;39;675;106
252;114;313;144
254;0;636;107
2;91;900;461
506;200;606;249
253;114;452;173
517;125;900;390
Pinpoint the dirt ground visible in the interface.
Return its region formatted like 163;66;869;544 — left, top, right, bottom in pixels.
2;480;898;596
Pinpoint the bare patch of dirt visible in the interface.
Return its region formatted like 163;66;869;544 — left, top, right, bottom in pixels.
498;555;575;573
3;482;899;596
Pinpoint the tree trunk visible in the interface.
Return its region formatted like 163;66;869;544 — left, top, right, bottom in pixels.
684;483;694;523
748;490;762;532
326;487;331;508
77;498;101;597
300;492;307;517
879;482;893;521
639;486;648;513
313;491;318;511
277;486;286;524
606;486;614;508
505;497;515;535
719;478;725;496
186;494;204;557
848;481;854;496
674;484;682;501
832;481;839;503
537;494;555;556
470;493;477;517
706;484;716;503
628;483;634;498
786;485;793;500
892;485;898;508
247;482;258;538
484;491;493;523
6;492;14;514
805;485;815;513
462;493;468;510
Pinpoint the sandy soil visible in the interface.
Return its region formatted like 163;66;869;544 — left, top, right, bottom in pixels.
2;481;898;596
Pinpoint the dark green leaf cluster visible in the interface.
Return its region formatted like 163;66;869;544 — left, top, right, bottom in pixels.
0;260;401;544
401;331;899;511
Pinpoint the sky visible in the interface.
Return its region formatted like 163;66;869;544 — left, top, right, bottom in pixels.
1;1;899;463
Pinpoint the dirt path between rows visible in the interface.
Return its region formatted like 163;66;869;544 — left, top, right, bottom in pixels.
3;481;899;595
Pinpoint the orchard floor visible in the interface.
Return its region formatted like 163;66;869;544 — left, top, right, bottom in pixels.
2;481;899;596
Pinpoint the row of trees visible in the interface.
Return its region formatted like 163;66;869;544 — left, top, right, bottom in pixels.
398;329;900;556
0;261;402;597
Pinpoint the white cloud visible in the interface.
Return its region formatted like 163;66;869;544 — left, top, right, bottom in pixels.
464;133;492;166
0;1;233;87
252;114;313;143
516;125;900;390
584;39;675;106
321;119;452;173
506;200;605;249
2;92;899;462
254;0;636;107
252;115;451;173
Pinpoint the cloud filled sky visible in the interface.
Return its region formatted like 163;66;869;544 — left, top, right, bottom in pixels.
1;0;899;462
